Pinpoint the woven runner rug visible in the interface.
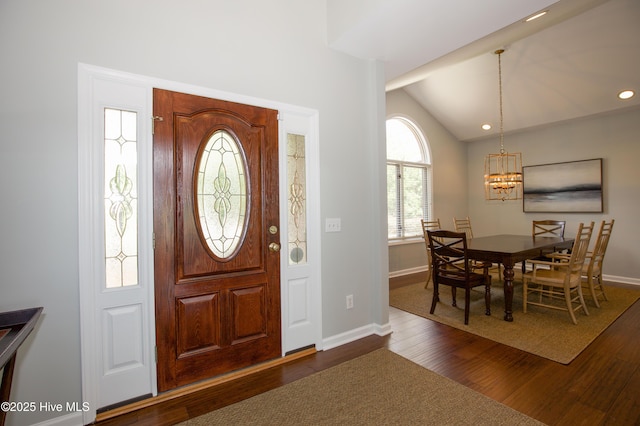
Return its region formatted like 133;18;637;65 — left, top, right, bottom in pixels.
179;349;543;425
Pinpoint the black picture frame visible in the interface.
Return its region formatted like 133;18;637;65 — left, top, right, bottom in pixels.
523;158;603;213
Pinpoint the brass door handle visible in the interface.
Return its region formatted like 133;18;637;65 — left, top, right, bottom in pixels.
269;242;281;252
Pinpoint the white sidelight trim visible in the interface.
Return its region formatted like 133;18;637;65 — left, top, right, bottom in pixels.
78;64;157;424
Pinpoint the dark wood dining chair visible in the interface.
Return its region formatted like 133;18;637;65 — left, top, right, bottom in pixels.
420;219;441;289
427;230;491;325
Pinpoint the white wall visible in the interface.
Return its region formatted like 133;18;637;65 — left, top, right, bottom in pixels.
468;107;640;281
0;1;386;425
386;89;468;274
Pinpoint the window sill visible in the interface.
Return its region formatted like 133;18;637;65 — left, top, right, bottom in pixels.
388;237;424;247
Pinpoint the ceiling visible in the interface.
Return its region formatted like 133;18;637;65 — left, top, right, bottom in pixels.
328;0;640;141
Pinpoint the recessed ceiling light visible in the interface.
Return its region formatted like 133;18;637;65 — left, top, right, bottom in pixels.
618;90;635;100
525;10;548;22
482;124;492;130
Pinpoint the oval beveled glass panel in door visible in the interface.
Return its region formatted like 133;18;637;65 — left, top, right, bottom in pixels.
196;130;248;259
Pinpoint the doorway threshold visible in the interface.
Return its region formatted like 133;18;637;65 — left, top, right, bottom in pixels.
94;347;317;422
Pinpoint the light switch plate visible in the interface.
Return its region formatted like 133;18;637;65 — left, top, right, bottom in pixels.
325;218;341;232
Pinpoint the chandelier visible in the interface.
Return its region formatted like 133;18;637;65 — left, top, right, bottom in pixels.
484;49;523;201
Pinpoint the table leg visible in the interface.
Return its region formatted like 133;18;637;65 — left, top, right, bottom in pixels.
502;264;515;322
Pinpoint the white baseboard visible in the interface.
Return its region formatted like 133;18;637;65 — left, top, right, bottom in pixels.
388;266;428;279
373;321;393;337
604;274;640;286
322;321;391;351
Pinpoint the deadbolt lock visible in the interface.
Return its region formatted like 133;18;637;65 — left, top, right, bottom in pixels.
269;225;278;235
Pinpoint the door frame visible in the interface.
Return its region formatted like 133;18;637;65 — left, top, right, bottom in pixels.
78;63;322;424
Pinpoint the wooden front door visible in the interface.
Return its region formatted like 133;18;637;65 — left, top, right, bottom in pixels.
153;89;281;391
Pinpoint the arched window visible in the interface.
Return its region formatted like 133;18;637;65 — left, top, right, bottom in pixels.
386;117;432;240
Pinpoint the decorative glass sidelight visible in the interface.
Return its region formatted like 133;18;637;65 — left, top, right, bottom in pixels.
104;108;139;288
287;134;307;265
196;130;248;259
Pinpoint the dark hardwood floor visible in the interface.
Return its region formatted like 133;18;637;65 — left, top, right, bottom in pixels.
95;277;640;425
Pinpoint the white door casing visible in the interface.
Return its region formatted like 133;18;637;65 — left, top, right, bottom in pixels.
279;112;323;354
78;64;156;423
78;64;322;424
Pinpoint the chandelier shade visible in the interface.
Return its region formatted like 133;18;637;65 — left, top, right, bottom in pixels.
484;49;523;201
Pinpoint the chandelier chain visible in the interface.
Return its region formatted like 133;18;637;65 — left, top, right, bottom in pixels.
497;49;505;154
484;48;523;201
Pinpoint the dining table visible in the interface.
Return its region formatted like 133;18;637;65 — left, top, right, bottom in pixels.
465;234;574;322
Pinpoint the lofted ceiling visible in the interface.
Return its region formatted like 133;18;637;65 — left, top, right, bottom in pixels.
328;0;640;142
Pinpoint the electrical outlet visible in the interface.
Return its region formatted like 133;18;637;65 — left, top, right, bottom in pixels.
325;218;341;233
346;294;354;309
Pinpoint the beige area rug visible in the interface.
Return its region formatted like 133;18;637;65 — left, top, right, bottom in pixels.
390;277;640;364
179;349;542;426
